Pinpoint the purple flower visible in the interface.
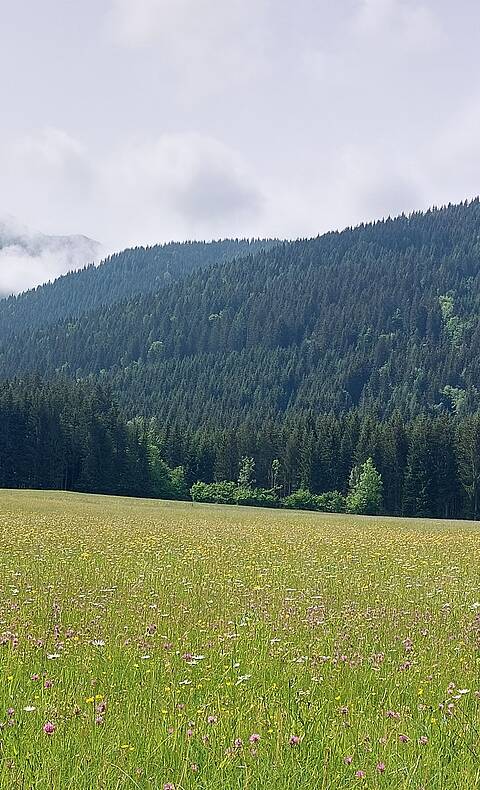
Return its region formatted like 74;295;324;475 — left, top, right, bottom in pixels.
207;715;217;724
355;770;366;779
234;738;243;749
289;735;301;746
419;735;428;745
249;733;261;744
43;721;55;735
398;734;409;743
344;755;353;765
376;762;386;773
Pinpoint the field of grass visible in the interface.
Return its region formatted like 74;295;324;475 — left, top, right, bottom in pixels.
0;490;479;789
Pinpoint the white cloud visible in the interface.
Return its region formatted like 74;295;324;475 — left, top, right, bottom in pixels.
98;133;263;241
0;128;265;268
354;0;443;49
0;227;102;296
106;0;271;95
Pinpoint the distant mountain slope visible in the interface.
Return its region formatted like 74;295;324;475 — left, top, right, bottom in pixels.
1;199;480;423
0;238;278;338
0;217;102;296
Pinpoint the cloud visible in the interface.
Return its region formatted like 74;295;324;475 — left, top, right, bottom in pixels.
99;133;263;239
106;0;270;95
0;128;265;269
0;226;102;296
354;0;444;50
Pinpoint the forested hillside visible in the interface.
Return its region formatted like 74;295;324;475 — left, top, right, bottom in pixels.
4;199;480;519
0;238;276;338
2;200;480;422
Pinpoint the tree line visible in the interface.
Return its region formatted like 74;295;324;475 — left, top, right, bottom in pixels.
2;378;480;520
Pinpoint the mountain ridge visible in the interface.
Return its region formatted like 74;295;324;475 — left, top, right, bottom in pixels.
1;198;480;423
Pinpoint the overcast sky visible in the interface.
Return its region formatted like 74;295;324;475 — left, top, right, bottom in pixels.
1;0;480;291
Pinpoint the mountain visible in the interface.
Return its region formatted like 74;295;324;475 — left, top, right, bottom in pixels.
0;216;102;296
3;199;480;520
0;238;278;337
1;199;480;424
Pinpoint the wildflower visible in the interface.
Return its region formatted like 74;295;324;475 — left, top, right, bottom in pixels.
234;738;243;749
190;764;198;772
31;673;40;681
289;735;301;745
340;705;349;715
163;785;175;790
186;728;194;738
95;715;104;725
398;734;409;743
355;770;366;779
44;679;53;689
344;755;353;765
385;710;400;719
249;733;261;744
43;721;55;734
376;762;386;773
419;736;428;745
207;715;217;724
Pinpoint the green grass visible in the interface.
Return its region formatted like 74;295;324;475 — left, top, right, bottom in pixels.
0;490;479;789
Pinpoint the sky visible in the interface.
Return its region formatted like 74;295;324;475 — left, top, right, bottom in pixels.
1;0;480;292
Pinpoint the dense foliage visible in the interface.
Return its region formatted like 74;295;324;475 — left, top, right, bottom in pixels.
0;378;184;499
3;377;480;520
2;201;480;422
3;200;480;518
0;238;276;339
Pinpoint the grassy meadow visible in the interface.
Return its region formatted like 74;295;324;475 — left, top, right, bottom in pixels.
0;490;479;789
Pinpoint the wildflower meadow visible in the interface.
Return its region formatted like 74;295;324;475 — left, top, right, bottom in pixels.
0;490;479;789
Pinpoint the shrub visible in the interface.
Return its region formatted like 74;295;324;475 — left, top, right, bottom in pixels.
233;487;280;508
190;481;237;504
283;488;346;513
314;490;346;513
283;489;319;511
